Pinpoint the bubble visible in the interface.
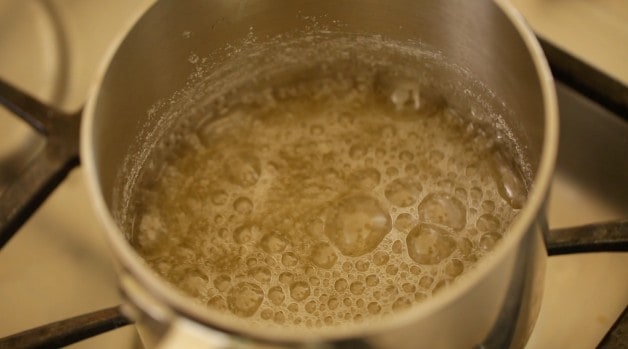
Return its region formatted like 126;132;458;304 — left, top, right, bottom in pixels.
325;195;392;256
288;303;299;312
414;292;427;302
351;168;381;189
367;302;382;314
479;232;501;252
386;167;399;177
273;311;286;324
405;163;419;175
410;265;422;275
438;179;455;191
290;281;311;301
264;255;278;267
380;125;397;138
445;259;464;277
233;196;253;214
394;213;416;231
458;237;473;255
406;224;456;265
467;253;479;263
349;281;365;295
399;150;414;162
417;193;467;231
260;232;288;253
490;151;526;209
279;272;294;284
342;261;353;272
210;190;228;205
429;150;445;162
214;214;225;224
305;300;317;313
246;257;258;267
366;274;379;286
373;251;389;266
476;214;501;233
309;276;321;286
310;242;338;269
281;252;299;267
207;295;227;311
433;279;451;294
470;187;483;201
373;290;383;299
261;309;273;320
304;265;317;277
227;282;264;317
402;283;416;293
217;228;229;239
268;286;285;305
233;224;261;244
392;240;403;254
481;200;496;212
392;296;413;312
328;297;339;310
466;164;478;176
225;153;261;187
349;144;368;160
419;276;434;289
355;260;370;272
213;275;231;292
385;177;423;207
250;266;271;283
305;217;325;237
386;265;398;275
335;278;348;292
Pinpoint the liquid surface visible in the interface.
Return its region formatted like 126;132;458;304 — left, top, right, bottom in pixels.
129;73;526;329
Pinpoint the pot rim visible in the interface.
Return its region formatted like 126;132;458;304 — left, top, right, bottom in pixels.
81;0;558;343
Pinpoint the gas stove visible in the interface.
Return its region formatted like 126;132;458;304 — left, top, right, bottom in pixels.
0;1;626;348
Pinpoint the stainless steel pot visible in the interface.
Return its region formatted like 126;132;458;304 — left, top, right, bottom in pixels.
81;0;558;348
77;0;560;347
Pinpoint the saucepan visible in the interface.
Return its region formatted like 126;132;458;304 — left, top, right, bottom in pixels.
0;0;625;348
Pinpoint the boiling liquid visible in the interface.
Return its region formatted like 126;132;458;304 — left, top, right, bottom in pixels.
129;74;526;329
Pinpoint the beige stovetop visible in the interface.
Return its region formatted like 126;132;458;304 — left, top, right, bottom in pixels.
0;0;626;348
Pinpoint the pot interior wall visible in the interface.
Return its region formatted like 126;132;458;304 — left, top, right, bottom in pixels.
90;0;546;213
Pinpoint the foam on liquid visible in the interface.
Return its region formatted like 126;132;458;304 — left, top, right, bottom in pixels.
129;71;527;329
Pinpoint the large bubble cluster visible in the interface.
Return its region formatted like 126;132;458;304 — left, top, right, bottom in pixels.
130;70;526;329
